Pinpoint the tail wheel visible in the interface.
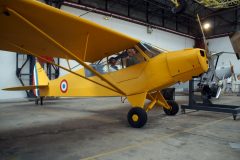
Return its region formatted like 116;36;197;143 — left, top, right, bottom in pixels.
163;100;179;115
127;107;147;128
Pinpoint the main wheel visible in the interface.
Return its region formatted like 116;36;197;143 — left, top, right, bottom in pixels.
163;100;179;116
127;107;147;128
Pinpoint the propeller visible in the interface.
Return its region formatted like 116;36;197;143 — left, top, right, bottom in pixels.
196;14;209;56
196;15;239;98
196;14;223;99
196;14;218;84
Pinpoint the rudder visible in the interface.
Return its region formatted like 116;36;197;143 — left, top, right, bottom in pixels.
33;62;49;96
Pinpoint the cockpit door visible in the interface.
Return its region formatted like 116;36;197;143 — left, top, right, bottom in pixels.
108;62;147;83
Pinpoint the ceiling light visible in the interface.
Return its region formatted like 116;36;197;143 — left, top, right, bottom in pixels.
203;22;211;30
103;16;109;20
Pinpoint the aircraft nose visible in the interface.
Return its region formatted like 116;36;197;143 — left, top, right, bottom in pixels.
198;50;209;72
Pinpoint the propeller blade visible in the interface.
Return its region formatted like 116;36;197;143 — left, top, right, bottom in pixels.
197;14;209;56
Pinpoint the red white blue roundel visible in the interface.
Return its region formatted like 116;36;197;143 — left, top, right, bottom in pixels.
60;79;68;93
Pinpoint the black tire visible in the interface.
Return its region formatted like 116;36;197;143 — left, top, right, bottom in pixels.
163;100;179;116
127;107;147;128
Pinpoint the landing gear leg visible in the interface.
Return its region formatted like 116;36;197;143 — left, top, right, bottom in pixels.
148;91;179;116
35;97;44;105
127;90;179;128
40;97;43;105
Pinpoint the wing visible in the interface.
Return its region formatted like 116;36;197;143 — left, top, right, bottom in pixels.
0;0;140;62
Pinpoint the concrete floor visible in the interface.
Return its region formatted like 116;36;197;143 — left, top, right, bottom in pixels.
0;96;239;160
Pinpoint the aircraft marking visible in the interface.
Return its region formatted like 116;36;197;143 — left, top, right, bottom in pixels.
60;79;68;93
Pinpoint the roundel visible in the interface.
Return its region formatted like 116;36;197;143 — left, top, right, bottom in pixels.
60;79;68;93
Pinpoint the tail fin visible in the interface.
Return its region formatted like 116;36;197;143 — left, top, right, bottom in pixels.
33;62;49;96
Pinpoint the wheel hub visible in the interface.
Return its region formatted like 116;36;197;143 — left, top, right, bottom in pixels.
132;114;139;122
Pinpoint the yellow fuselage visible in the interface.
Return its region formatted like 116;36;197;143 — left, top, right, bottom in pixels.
40;48;208;97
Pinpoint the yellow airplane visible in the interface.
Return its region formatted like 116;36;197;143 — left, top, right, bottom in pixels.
0;0;209;128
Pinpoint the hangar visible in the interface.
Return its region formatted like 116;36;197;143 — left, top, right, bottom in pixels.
0;0;240;159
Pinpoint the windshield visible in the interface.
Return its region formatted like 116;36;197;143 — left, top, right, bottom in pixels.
138;42;166;58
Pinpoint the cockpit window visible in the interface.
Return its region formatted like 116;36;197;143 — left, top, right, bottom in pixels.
84;47;146;77
120;48;145;67
84;57;122;77
138;41;166;58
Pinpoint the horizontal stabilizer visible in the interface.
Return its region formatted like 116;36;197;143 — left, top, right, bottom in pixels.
2;85;48;91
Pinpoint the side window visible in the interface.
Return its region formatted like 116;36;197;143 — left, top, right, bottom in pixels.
84;47;146;77
126;48;140;67
116;48;145;68
107;56;123;72
84;64;106;77
84;55;123;77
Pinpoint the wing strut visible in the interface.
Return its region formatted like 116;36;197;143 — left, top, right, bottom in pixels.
10;42;122;95
6;7;125;95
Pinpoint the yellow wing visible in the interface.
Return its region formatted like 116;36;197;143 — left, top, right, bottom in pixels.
0;0;140;62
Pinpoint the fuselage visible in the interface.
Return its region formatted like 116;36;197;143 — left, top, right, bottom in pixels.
40;48;208;97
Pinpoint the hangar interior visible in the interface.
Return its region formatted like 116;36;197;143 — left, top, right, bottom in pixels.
0;0;240;160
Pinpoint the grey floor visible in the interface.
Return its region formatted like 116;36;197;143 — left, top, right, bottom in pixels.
0;96;239;160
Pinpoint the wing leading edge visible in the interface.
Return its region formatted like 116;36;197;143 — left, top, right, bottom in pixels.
0;0;140;62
